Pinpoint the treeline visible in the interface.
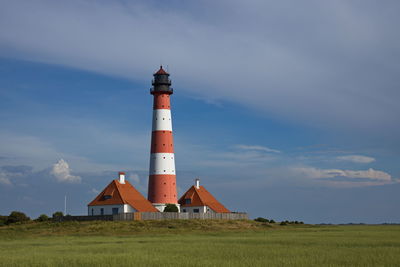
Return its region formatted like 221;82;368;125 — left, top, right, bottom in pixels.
254;217;304;225
0;211;64;226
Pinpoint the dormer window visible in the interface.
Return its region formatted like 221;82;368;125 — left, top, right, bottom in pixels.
103;195;112;200
185;198;191;204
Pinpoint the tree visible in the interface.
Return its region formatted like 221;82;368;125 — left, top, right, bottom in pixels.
6;211;30;224
36;214;49;222
52;211;64;218
254;217;269;223
269;219;276;223
163;204;179;212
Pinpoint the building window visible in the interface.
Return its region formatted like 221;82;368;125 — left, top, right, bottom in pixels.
185;199;191;204
193;209;199;213
91;208;94;216
183;209;186;212
112;208;119;215
100;208;104;215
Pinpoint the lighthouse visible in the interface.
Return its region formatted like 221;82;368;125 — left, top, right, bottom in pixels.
147;66;179;212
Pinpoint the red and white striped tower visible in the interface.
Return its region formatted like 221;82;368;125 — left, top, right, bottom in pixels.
147;66;179;212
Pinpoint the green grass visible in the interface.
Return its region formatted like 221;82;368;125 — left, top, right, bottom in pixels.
0;221;399;266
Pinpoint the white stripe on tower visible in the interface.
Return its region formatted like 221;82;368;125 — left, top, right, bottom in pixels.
152;109;172;131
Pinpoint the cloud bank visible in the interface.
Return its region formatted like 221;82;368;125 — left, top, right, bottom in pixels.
337;155;375;164
0;0;399;144
294;166;395;187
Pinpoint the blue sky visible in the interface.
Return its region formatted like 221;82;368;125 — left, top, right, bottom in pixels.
0;0;399;223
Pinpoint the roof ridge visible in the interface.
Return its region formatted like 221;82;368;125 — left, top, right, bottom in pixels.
194;186;207;206
113;180;127;204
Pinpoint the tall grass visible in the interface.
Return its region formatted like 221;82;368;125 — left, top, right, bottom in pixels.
0;222;399;266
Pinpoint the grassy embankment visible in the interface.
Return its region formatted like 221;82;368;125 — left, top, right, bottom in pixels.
0;220;399;266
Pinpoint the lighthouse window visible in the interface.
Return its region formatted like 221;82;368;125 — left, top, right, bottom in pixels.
163;157;165;159
163;118;165;120
164;170;166;172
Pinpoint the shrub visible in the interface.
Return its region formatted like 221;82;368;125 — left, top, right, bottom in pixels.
280;221;287;225
269;219;276;223
0;215;8;226
52;211;64;218
163;204;179;212
6;211;30;224
36;214;49;222
254;217;269;223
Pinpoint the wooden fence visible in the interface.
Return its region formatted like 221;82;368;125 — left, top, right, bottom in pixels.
58;212;248;222
113;212;248;221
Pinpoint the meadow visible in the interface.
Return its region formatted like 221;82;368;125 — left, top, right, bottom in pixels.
0;220;399;266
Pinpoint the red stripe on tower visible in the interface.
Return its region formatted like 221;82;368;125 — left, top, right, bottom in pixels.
147;66;179;212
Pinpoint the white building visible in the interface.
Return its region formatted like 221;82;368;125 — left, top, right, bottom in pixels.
87;172;158;215
178;179;230;213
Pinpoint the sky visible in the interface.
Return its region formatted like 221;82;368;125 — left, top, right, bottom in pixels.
0;0;399;223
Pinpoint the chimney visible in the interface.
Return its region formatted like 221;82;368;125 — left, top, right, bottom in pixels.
119;172;125;184
195;178;200;189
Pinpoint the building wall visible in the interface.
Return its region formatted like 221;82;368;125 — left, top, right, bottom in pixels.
181;206;215;213
88;204;136;215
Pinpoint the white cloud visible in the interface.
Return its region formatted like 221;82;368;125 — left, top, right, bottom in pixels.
89;188;100;194
129;173;140;183
0;174;12;185
294;167;393;186
337;155;375;163
51;159;81;183
235;145;281;153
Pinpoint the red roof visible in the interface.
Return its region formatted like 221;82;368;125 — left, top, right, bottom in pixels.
155;66;169;75
88;180;158;212
178;185;230;213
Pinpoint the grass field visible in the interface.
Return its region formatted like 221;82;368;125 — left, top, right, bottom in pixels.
0;220;399;266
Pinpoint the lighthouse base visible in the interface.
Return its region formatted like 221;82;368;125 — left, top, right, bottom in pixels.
152;203;181;212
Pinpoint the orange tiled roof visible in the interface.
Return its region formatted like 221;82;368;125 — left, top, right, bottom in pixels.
88;180;158;212
178;185;230;213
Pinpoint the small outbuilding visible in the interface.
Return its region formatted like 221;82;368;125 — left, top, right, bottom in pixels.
88;172;158;215
178;179;230;213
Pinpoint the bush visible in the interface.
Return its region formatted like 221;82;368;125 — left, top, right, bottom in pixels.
0;215;8;226
269;219;276;223
254;217;269;223
52;211;64;218
163;204;179;212
280;221;287;225
6;211;30;224
36;214;49;222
